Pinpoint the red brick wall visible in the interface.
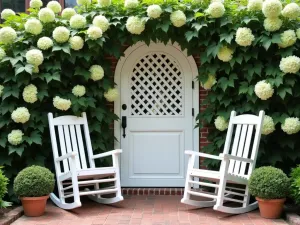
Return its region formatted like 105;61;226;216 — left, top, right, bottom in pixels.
105;49;210;153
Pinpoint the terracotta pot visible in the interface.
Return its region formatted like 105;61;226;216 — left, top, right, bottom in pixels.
256;197;286;219
20;195;49;217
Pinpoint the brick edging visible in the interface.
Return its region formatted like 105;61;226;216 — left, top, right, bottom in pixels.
0;206;23;225
122;188;184;196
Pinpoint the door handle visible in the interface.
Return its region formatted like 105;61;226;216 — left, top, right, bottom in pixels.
122;116;127;138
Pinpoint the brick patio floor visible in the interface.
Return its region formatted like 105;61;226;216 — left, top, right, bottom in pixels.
12;195;288;225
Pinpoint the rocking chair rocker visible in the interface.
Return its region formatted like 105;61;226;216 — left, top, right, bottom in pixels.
48;112;123;209
181;110;264;214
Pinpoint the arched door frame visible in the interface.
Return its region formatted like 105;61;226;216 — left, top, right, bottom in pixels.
114;41;199;169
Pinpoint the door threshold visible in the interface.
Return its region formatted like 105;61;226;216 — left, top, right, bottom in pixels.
122;188;184;196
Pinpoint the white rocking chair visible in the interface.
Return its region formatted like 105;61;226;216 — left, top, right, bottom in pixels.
181;110;264;214
48;112;123;210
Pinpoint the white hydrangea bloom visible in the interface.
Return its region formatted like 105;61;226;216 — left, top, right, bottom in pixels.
89;65;104;81
262;115;275;135
206;2;225;18
26;49;44;66
217;46;234;62
214;116;228;131
278;30;297;48
53;96;71;111
235;27;255;47
170;10;186;27
38;8;55;23
1;9;15;20
70;15;87;29
8;130;24;146
30;0;43;9
279;56;300;74
72;85;86;97
98;0;111;7
201;74;216;90
124;0;138;9
47;1;61;13
282;3;300;20
87;26;103;40
69;36;84;50
262;0;282;18
0;85;4;96
0;27;17;45
147;5;163;19
0;48;6;60
23;84;38;104
264;17;282;32
104;88;118;102
77;0;91;5
25;18;43;35
53;26;70;43
281;117;300;134
61;8;76;20
297;28;300;39
126;16;145;35
254;80;274;100
37;37;53;50
11;107;30;123
93;16;109;32
247;0;263;11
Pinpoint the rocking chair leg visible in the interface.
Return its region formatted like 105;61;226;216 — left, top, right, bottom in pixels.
50;193;82;210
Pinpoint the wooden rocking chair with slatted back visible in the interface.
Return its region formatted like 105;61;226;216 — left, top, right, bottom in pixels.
48;112;123;210
181;110;265;214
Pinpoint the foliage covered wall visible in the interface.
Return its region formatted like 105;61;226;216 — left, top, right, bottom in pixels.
0;0;300;199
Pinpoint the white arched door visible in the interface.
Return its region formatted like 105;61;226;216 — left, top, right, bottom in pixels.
115;42;199;187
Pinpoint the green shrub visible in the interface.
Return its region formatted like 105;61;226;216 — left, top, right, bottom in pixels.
13;166;55;197
289;166;300;204
249;166;290;199
0;168;8;207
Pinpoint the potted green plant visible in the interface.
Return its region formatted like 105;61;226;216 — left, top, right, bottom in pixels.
13;165;55;217
249;166;290;219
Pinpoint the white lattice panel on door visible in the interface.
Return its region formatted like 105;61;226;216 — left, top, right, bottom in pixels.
130;53;183;116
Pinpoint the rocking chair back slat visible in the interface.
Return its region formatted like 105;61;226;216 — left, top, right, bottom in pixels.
75;124;88;169
228;124;241;174
233;124;248;175
240;125;254;175
58;125;69;173
69;125;82;170
63;125;81;170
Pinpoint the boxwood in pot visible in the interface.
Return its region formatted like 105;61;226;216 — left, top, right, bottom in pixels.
14;165;55;217
249;166;290;219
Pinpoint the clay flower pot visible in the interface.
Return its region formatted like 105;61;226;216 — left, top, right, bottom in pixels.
20;195;49;217
256;197;286;219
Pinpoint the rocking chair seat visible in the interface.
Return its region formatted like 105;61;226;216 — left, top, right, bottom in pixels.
59;167;117;181
189;169;248;184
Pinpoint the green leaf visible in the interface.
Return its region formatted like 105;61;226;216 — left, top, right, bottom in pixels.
238;82;248;94
8;145;24;157
74;67;90;80
25;130;42;145
185;30;198;42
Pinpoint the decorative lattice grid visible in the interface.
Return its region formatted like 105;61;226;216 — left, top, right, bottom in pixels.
130;53;183;116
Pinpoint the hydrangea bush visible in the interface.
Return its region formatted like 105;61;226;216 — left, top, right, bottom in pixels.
1;0;300;200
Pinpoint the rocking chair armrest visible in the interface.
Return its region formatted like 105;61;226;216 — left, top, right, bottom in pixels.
55;152;77;162
219;153;254;163
185;150;222;160
92;149;122;159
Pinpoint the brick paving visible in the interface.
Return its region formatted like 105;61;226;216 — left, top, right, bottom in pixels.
12;195;288;225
